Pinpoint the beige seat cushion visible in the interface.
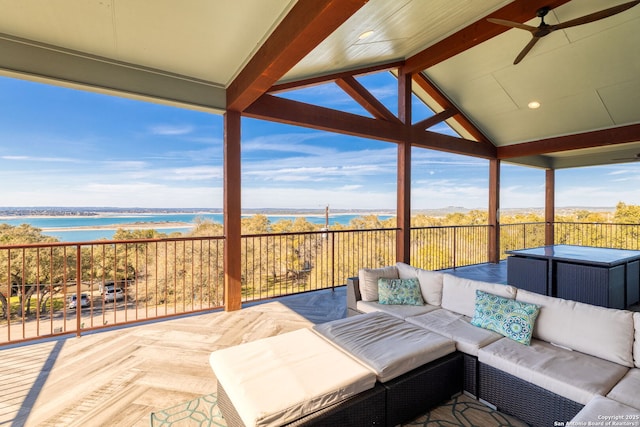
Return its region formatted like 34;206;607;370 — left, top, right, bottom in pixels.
313;311;455;383
478;338;629;405
209;328;376;427
356;299;439;320
516;289;635;367
572;396;640;423
441;274;517;317
358;266;398;301
406;309;503;356
607;368;640;410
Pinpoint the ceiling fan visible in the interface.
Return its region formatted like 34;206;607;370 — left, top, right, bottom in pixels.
488;0;640;64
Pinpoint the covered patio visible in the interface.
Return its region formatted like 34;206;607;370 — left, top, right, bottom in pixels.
2;1;640;426
3;265;513;426
1;0;639;312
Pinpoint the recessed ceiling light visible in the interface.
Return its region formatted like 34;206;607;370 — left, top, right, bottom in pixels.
528;101;541;109
358;30;374;40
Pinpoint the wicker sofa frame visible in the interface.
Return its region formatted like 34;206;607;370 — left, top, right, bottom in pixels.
478;363;585;426
218;381;386;427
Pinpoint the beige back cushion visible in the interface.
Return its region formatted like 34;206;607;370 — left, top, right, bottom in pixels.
358;266;398;301
516;289;635;367
396;262;417;279
441;274;516;318
635;312;640;368
415;268;445;306
396;262;444;306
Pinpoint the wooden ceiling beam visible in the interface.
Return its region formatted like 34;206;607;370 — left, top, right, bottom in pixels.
269;61;404;93
245;94;405;142
497;124;640;158
412;73;493;146
335;75;401;123
404;0;572;74
226;0;367;112
245;94;491;158
413;109;456;131
409;126;496;158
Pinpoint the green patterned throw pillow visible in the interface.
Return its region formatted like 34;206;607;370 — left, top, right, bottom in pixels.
378;278;424;306
471;290;540;345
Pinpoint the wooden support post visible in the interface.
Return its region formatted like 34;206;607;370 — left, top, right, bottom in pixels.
224;111;242;311
488;159;500;263
397;69;412;264
545;169;555;246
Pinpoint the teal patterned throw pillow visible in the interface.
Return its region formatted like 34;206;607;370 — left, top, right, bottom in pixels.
471;290;540;345
378;278;424;306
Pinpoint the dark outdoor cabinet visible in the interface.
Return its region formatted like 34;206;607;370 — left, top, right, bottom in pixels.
507;256;548;296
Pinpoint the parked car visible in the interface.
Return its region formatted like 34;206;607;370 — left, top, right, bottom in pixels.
103;287;124;303
68;293;90;309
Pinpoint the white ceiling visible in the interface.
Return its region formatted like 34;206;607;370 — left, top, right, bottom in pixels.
0;0;296;112
0;0;295;85
0;0;638;168
281;0;512;83
425;0;640;148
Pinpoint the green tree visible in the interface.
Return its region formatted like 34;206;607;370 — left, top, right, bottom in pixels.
613;202;640;224
242;215;270;234
0;224;64;319
187;218;223;237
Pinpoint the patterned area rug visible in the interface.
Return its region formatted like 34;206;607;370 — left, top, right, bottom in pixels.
150;393;225;426
150;392;528;427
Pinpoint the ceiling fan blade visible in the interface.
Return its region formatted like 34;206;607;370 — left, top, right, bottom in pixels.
487;18;537;32
513;36;541;64
553;0;640;30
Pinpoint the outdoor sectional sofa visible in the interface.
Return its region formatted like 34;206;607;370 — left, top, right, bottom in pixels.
209;262;640;427
347;262;640;427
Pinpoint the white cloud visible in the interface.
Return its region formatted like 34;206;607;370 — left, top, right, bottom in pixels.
1;182;223;208
500;185;545;209
242;186;396;210
101;160;148;170
167;166;222;181
338;184;363;191
411;179;490;210
245;165;385;183
149;124;194;136
1;155;79;162
243;132;336;156
367;83;397;101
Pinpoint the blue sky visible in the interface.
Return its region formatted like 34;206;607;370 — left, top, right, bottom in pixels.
1;73;639;211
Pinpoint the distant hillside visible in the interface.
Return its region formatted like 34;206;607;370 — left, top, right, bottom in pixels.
412;206;615;217
0;206;615;217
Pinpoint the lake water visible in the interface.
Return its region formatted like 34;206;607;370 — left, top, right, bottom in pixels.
1;213;393;242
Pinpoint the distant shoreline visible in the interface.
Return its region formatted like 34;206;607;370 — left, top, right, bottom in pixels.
0;211;397;221
39;221;194;232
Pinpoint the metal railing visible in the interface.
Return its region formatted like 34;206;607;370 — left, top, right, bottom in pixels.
1;229;398;345
241;228;397;301
498;222;640;256
554;222;640;250
499;222;547;257
1;237;226;345
4;221;640;345
410;224;491;269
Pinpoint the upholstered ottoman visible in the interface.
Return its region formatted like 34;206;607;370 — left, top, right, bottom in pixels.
209;328;384;427
313;312;462;426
